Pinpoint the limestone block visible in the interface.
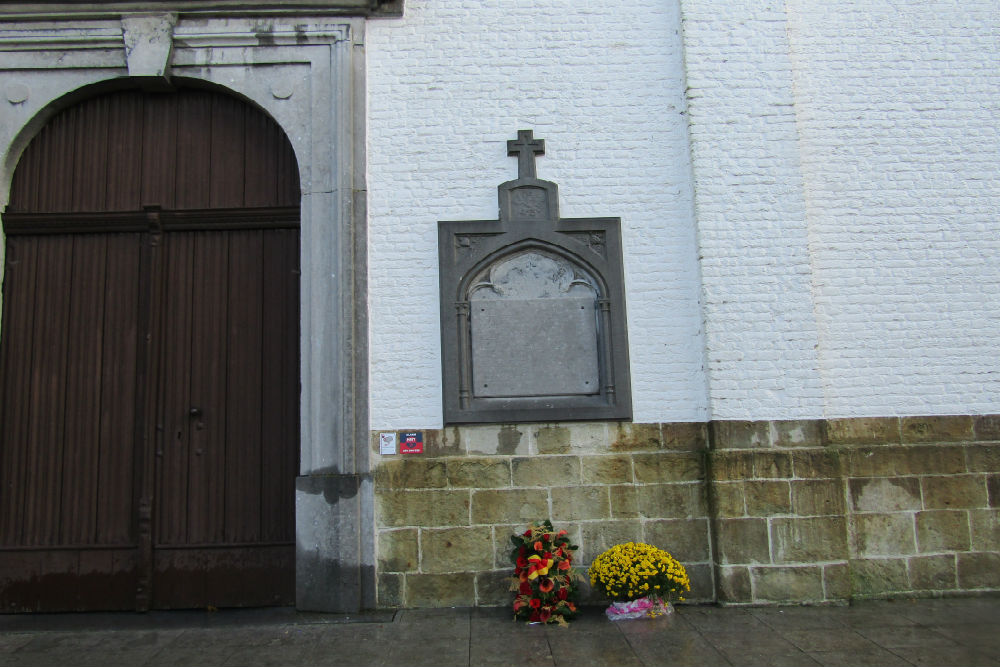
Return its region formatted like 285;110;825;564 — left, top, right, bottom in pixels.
772;420;824;448
920;475;987;510
643;519;711;563
378;528;419;572
716;565;751;602
475;570;514;606
377;490;470;528
511;456;580;487
771;517;848;563
844;447;902;477
711;481;746;517
957;552;1000;589
637;483;706;519
660;422;708;451
470;489;548;525
823;563;850;600
849;558;909;596
404;573;475;607
421;428;464;457
901;415;974;443
744;480;791;517
709;450;752;481
633;452;704;483
465;424;527;456
685;563;714;602
973;415;1000;441
825;417;900;445
533;425;571;454
581;455;633;485
710;421;770;449
752;451;792;479
551;485;611;521
121;13;177;78
446;459;511;488
374;459;447;490
790;479;846;517
609;485;639;518
376;573;404;607
849;477;921;513
908;554;957;590
851;513;916;557
579;520;643;563
902;446;967;475
789;449;841;479
915;510;970;553
611;423;662;451
420;526;494;573
533;422;609;454
965;444;1000;473
969;509;999;551
714;519;769;565
752;566;824;602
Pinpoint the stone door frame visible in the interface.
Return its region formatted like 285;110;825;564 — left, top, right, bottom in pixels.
0;14;372;611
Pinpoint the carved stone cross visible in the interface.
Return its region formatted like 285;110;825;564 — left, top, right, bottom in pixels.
507;129;545;180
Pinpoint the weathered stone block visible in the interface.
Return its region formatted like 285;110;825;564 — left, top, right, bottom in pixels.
901;415;974;443
908;554;957;590
581;455;632;485
716;565;751;602
848;445;965;477
557;422;611;454
791;479;846;517
374;459;447;489
851;513;915;557
772;517;848;563
849;477;921;513
973;415;1000;442
957;552;1000;589
823;563;850;600
990;475;1000;508
466;424;527;456
420;526;494;573
533;425;571;454
643;519;711;563
714;519;769;565
711;420;770;449
921;475;987;510
712;481;746;517
470;489;548;525
752;566;824;602
744;480;791;516
916;510;970;553
826;417;899;445
661;422;708;451
637;483;706;519
377;573;404;608
421;427;464;457
511;456;580;487
377;490;470;527
633;452;704;483
753;451;792;479
790;449;841;479
446;459;510;488
850;558;909;596
475;570;514;606
966;445;1000;473
611;422;661;451
709;450;752;481
969;509;999;551
844;447;901;477
609;485;639;518
580;520;642;563
378;528;418;572
772;420;824;448
551;485;610;521
405;573;475;608
684;563;713;602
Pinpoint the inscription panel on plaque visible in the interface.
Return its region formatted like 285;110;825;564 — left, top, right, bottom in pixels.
471;297;599;398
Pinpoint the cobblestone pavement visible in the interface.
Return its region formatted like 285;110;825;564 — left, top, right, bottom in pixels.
1;597;998;666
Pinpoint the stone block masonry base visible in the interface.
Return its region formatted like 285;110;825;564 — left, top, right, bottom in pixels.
370;417;1000;608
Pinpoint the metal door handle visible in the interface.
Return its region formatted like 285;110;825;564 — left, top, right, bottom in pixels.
189;407;202;417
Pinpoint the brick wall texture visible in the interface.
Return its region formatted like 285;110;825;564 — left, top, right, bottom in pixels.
373;417;1000;608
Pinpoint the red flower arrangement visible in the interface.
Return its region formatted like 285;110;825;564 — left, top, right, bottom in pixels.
509;520;581;626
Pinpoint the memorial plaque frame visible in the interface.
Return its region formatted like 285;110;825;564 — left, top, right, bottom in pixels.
438;130;632;424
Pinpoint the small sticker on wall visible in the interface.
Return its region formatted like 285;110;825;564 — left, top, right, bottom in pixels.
399;431;424;454
379;432;398;455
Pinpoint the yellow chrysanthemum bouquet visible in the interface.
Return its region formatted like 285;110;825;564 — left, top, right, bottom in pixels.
587;542;690;620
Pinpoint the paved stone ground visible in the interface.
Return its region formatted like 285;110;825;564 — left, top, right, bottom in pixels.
1;597;998;666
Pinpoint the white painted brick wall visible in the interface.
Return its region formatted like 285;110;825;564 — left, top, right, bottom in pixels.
366;0;707;428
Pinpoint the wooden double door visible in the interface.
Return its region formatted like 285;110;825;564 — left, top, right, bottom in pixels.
0;89;301;611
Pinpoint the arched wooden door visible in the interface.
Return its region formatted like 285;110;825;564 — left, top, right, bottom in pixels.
0;88;300;611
